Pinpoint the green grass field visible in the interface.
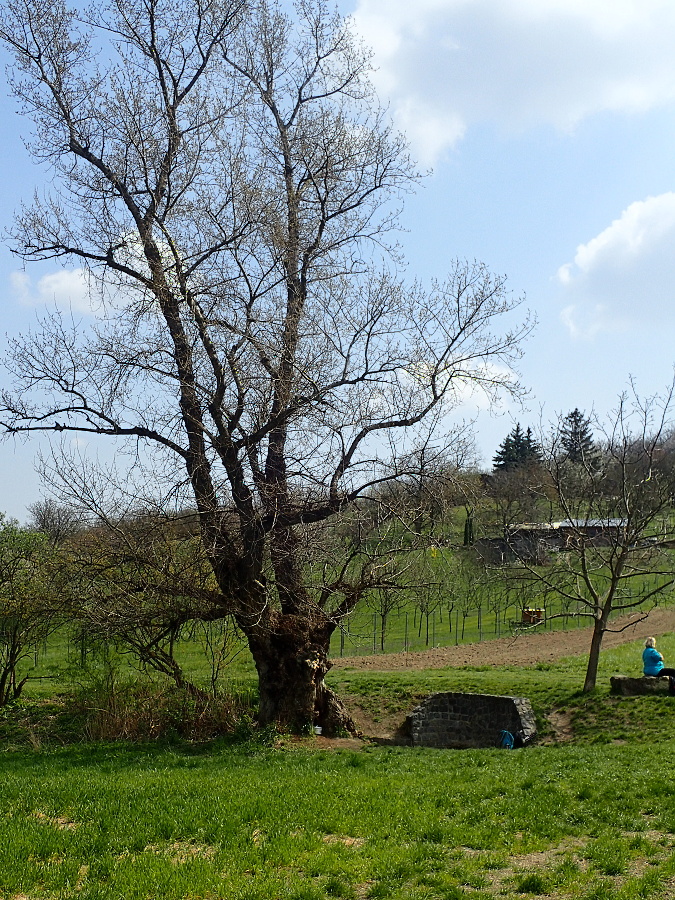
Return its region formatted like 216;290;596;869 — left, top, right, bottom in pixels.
2;729;675;898
3;631;675;897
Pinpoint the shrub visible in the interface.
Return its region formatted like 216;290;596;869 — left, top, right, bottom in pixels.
74;675;256;742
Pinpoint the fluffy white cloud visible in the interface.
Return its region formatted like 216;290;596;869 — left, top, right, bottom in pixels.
558;193;675;282
350;0;675;164
556;192;675;339
10;268;100;314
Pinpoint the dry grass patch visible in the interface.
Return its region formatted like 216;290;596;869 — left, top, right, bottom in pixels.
471;829;675;898
144;840;217;864
31;810;79;830
322;834;365;848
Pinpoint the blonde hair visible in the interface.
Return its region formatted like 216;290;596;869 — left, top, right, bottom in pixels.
645;636;656;648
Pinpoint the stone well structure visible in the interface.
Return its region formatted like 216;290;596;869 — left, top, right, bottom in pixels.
405;692;537;749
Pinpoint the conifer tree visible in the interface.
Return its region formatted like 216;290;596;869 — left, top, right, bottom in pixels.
559;409;596;464
493;424;541;471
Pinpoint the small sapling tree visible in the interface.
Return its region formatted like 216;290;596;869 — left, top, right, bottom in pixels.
510;385;675;691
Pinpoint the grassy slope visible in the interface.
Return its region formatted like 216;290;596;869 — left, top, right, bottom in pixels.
328;630;675;744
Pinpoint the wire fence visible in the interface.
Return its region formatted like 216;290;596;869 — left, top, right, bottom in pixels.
331;590;658;658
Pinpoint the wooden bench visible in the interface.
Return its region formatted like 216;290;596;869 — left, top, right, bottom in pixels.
610;675;671;695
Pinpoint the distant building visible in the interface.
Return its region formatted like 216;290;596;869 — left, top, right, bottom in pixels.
474;519;626;565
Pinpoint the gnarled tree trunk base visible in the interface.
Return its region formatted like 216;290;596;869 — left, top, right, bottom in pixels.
249;623;360;736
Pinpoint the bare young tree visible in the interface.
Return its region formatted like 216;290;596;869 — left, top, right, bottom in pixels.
0;0;531;732
511;385;675;691
27;499;84;546
366;586;404;653
488;461;552;536
65;511;225;697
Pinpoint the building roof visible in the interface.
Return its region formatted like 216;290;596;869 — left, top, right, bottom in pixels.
512;519;626;532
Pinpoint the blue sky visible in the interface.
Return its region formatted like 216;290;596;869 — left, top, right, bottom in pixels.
2;0;675;520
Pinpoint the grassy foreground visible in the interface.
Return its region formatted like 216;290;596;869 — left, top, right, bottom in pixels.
3;634;675;899
2;739;675;899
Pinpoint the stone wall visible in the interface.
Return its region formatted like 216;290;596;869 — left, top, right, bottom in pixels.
610;675;671;695
405;692;537;749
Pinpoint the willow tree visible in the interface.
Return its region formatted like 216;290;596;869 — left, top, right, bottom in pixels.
0;0;530;732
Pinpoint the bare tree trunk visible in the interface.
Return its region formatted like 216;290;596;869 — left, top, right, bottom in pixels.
247;621;358;736
583;616;606;692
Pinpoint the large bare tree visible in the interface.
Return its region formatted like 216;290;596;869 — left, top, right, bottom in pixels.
0;0;530;732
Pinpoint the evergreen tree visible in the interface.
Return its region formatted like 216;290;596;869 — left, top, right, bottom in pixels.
463;513;474;545
493;424;541;471
523;427;542;464
492;429;517;471
559;408;596;463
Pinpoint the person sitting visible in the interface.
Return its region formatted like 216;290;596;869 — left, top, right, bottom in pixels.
643;637;675;693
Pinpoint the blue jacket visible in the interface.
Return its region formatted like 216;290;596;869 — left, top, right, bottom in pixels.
643;646;664;676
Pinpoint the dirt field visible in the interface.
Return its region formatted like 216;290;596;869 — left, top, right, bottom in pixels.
332;607;675;672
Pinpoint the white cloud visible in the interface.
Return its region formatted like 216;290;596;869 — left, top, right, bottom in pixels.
450;361;518;412
556;193;675;339
559;193;675;279
350;0;675;164
10;268;100;314
559;303;628;341
394;99;465;166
